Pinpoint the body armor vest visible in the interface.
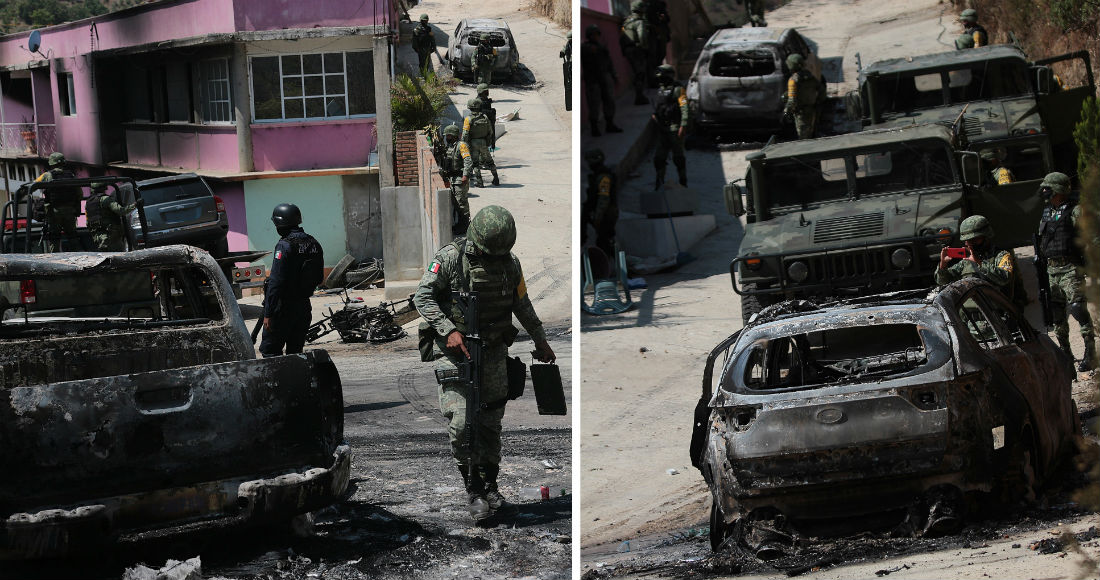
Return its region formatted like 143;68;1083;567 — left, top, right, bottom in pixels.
441;142;462;177
46;169;82;206
654;84;681;125
412;23;433;52
285;230;325;299
791;69;819;107
468;113;492;140
85;192;107;230
447;242;519;342
1039;202;1083;263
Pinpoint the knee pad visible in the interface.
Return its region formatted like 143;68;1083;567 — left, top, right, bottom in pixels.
1068;300;1092;325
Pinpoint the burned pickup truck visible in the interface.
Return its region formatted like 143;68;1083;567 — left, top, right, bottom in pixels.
691;279;1080;558
0;246;349;560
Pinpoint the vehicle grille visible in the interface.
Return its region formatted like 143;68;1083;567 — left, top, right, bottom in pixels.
813;213;884;244
794;247;894;284
960;116;982;138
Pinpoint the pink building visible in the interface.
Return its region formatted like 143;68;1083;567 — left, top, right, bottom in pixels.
0;0;399;265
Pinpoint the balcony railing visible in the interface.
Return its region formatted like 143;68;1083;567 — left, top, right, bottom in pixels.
0;123;57;158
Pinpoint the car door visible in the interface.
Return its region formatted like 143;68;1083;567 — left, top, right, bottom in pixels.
965;139;1051;248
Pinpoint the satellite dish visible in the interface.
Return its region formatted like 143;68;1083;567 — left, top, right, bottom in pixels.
27;30;41;54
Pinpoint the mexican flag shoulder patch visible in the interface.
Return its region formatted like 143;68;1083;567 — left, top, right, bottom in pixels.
274;250;283;260
429;261;441;274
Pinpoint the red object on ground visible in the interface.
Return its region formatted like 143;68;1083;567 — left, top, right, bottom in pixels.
540;485;550;500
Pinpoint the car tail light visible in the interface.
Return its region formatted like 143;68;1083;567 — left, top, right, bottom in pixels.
19;280;36;304
214;196;226;213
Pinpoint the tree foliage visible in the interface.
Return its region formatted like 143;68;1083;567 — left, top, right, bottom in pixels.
1;0;110;34
390;71;456;132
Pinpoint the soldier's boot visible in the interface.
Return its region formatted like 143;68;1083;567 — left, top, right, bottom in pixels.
606;118;623;133
482;465;507;511
460;466;491;521
674;157;687;187
475;169;485;188
1080;339;1096;372
590;120;602;137
490;169;500;187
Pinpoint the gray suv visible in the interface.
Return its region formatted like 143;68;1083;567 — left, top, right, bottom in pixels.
126;173;229;257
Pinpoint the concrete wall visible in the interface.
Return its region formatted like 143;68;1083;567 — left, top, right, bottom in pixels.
125;126;239;171
52;55;100;166
233;0;397;31
210;180;248;253
341;174;383;260
243;174;347;268
250;119;377;171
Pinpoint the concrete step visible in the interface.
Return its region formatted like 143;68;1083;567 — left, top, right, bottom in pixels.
617;214;716;259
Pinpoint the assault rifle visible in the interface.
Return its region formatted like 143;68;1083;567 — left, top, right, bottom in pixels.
1033;233;1053;328
456;290;483;485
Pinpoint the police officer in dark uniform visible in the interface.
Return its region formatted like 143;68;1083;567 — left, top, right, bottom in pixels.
261;203;325;357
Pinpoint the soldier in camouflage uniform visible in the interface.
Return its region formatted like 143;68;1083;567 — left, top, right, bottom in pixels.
620;0;652;105
441;124;473;234
34;152;82;252
1035;172;1096;371
582;24;622;136
412;14;437;74
645;0;670;78
414;205;556;521
958;9;987;48
462;98;499;187
955;32;975;50
652;64;689;189
476;83;497;149
745;0;767;27
86;181;135;251
583;148;618;257
783;54;819;140
473;34;497;85
981;148;1014;186
935;215;1027;312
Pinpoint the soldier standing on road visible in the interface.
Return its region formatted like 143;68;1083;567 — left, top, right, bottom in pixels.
1035;172;1096;370
412;14;437;75
462;98;500;187
442;124;474;234
473;34;497;85
583;148;619;258
561;31;572;111
935;215;1027;311
958;9;987;48
783;54;820;140
34;152;82;252
620;0;652;105
582;24;623;136
646;0;671;76
86;181;135;252
652;64;689;189
476;83;497;150
414;205;556;521
260;203;324;358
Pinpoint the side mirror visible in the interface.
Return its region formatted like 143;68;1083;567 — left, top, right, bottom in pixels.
958;150;981;186
724;183;746;216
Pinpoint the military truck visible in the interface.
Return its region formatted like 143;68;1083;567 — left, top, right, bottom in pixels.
0;246;349;559
725;123;1032;318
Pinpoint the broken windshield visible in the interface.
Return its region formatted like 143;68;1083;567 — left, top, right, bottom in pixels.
726;322;947;392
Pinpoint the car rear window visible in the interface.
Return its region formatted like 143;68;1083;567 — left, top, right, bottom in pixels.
466;32;508;47
138;179;212;206
708;50;776;77
729;323;946;392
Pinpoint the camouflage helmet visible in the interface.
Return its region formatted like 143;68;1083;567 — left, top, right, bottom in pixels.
959;215;993;241
584;148;605;166
586;24;601;39
467;98;482;111
467;205;517;256
1040;171;1071;196
655;63;675;80
442;124;461;138
47;152;66;167
90;180;110;193
959;8;977;23
476;83;490;95
786;53;804;70
955;33;975;50
631;0;645;13
419;13;429;22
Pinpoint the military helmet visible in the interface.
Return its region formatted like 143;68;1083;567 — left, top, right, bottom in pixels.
467;205;516;256
48;152;66;167
467;98;482;111
955;33;975;49
271;203;303;228
786;53;804;70
960;8;977;23
476;83;489;95
584;148;605;166
567;31;572;39
479;34;491;43
655;63;675;79
443;124;461;138
959;215;993;241
631;0;645;12
90;180;110;193
1040;171;1070;196
586;24;601;39
419;13;429;22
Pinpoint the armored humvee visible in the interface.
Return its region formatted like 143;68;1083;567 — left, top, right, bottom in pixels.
725;123;1035;318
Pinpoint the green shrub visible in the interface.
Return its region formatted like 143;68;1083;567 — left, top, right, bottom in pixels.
390;70;455;133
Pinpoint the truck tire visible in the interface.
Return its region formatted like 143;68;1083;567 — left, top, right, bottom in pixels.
740;283;765;323
323;255;355;289
344;259;383;288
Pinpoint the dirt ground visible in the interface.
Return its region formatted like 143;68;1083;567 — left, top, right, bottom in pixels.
580;0;1100;578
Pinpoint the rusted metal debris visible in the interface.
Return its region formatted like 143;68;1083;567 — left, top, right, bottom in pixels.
306;294;412;344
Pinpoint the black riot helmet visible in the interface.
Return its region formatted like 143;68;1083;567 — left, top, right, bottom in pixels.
271;203;303;228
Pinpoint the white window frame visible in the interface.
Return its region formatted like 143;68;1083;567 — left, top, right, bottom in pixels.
248;50;376;123
199;58;234;125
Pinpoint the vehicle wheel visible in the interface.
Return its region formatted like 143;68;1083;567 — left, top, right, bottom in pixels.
322;254;355;289
740;283;772;322
710;501;729;551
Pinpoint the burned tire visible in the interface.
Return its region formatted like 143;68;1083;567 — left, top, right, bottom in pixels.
344;259;384;288
710;501;729;551
323;254;355;289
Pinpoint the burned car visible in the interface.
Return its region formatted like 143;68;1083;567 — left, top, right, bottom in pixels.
686;27;823;134
446;18;520;81
0;246;349;560
691;279;1080;558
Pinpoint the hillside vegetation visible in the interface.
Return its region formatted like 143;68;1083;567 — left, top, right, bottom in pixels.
1;0;143;35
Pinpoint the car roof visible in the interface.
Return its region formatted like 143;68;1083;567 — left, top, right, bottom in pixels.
137;172;203;187
755;123;955;160
0;245;208;276
862;45;1028;76
707;27;788;46
462;18;510;31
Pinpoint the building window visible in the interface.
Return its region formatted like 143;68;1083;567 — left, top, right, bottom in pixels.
58;73;76;116
199;59;233;124
250;50;375;122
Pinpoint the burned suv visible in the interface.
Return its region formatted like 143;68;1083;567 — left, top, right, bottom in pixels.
691;279;1080;557
686;27;823;134
446;18;520;81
